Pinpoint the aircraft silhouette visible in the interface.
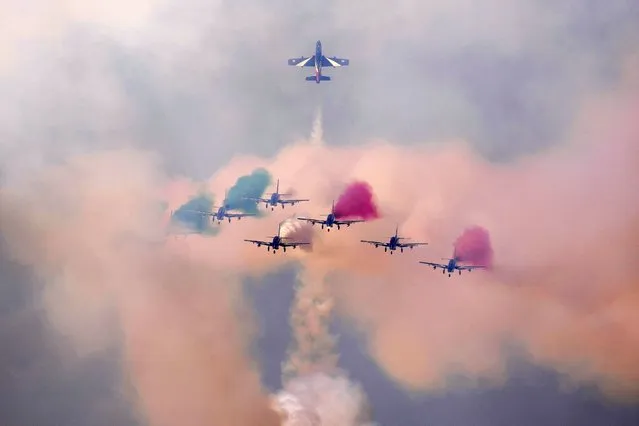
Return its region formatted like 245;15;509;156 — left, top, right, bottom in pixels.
360;225;428;254
243;179;309;211
419;251;487;277
244;222;310;253
297;200;364;231
186;190;255;224
288;40;349;83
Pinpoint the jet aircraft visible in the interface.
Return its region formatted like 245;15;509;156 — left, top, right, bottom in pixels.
288;40;349;83
244;223;310;253
186;191;255;224
419;255;487;277
297;200;364;231
243;179;309;211
360;225;428;254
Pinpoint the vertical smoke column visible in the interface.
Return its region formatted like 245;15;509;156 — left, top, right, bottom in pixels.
309;107;323;146
274;260;375;425
281;266;337;380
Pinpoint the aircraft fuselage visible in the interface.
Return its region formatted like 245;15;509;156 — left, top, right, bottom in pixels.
389;236;399;250
271;236;281;250
215;206;226;222
447;258;457;273
269;193;280;205
325;212;335;227
314;40;322;84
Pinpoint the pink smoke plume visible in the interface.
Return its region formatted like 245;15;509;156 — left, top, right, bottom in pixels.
453;226;494;269
333;181;380;220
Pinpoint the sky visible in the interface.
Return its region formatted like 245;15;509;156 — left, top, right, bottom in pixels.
1;0;639;425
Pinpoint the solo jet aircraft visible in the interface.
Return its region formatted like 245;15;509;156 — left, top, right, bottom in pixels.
288;40;349;83
243;179;309;211
360;225;428;254
297;200;364;231
244;223;310;253
419;255;487;277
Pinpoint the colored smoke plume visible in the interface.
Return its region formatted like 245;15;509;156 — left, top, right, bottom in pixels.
169;192;218;236
453;226;494;268
0;151;281;426
1;61;638;426
226;168;271;214
334;181;380;220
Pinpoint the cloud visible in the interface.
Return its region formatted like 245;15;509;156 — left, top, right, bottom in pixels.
2;1;638;178
0;150;281;426
2;1;639;422
226;167;272;214
198;73;639;400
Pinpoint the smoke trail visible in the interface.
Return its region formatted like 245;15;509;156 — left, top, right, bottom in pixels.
274;373;376;426
282;267;338;381
453;226;494;268
169;192;219;236
334;181;380;220
206;74;639;401
0;150;281;426
276;265;375;425
310;107;323;146
280;218;314;252
226;167;272;214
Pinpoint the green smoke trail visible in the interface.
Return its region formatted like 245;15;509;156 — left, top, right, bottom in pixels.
170;191;218;236
225;168;272;215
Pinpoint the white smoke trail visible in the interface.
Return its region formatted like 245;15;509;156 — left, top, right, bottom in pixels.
309;107;323;146
272;265;376;425
280;218;314;252
273;373;376;426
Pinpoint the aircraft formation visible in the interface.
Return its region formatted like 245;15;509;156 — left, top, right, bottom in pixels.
170;41;487;276
172;176;486;277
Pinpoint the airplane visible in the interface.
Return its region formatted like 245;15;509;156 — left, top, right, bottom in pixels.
244;223;310;253
288;40;350;84
296;200;364;231
185;190;256;224
360;225;428;254
418;255;487;277
243;179;309;211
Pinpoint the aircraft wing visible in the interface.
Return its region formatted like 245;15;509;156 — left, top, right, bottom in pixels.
360;240;388;247
320;55;349;67
279;198;310;204
182;209;214;216
244;239;272;247
288;56;316;67
242;197;269;203
398;242;429;248
419;261;447;269
225;212;256;218
457;265;486;271
280;241;310;247
334;218;365;225
296;217;325;225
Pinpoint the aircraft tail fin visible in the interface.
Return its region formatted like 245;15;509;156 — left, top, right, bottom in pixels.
305;75;331;81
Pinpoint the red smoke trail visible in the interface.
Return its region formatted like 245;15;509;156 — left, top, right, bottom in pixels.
453;226;494;268
333;181;380;220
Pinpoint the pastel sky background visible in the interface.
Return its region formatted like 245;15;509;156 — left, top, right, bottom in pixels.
1;1;639;425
